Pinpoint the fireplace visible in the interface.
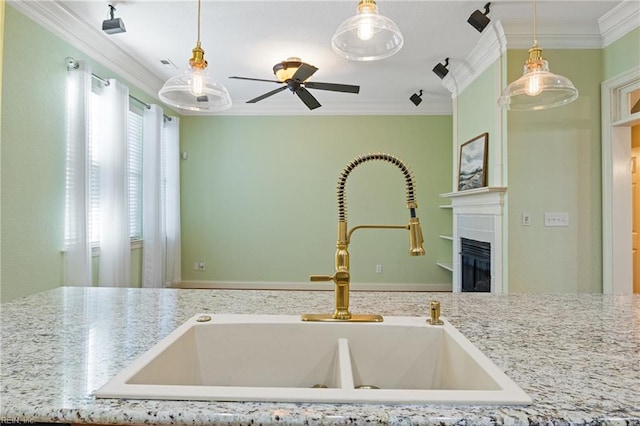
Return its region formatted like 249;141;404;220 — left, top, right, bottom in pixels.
460;238;491;292
441;187;506;293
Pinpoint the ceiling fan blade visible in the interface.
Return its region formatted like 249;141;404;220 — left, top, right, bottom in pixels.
292;63;318;82
295;87;321;110
247;85;288;103
304;81;360;94
229;76;282;84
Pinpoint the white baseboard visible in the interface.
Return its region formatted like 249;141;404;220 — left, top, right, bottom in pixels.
178;280;452;292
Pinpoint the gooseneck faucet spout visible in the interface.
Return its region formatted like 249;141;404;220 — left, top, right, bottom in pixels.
302;153;426;323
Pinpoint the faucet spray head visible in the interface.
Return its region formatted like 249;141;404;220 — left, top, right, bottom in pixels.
409;217;425;256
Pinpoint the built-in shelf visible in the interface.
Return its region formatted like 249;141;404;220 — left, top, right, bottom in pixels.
437;262;453;272
438;201;453;274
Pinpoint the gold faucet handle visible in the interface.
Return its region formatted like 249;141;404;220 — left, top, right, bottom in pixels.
310;274;334;282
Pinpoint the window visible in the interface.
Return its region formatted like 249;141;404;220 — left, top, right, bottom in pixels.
127;106;143;241
64;66;181;287
86;88;143;246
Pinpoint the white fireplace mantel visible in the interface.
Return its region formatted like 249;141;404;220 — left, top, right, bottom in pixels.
440;187;507;293
440;187;507;210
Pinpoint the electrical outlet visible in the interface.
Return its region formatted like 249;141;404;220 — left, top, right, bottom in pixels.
193;261;206;271
376;264;383;274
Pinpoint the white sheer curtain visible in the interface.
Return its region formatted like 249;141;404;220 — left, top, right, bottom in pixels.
164;117;182;287
142;105;166;287
64;61;92;286
98;79;131;287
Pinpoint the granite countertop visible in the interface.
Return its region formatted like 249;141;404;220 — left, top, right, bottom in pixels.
1;287;639;425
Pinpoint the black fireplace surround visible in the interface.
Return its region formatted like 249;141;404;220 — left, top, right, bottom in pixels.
460;237;491;292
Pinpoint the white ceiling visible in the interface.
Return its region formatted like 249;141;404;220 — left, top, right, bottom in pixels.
12;0;632;115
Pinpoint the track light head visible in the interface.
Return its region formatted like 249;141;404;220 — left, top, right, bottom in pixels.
102;4;126;35
410;90;423;106
432;58;449;79
468;2;491;33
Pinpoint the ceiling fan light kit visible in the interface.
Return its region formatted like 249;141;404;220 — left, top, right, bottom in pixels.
158;0;232;113
497;0;578;111
230;58;360;110
331;0;404;61
273;57;304;82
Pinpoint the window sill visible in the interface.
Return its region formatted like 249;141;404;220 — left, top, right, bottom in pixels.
90;240;142;256
62;240;143;256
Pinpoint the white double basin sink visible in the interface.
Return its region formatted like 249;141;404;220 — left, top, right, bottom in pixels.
96;314;531;405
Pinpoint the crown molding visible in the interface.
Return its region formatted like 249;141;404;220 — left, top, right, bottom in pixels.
500;21;603;49
442;21;507;99
599;0;640;47
7;0;164;102
188;99;452;116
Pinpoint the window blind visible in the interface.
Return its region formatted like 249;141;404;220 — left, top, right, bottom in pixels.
128;108;143;241
85;91;143;245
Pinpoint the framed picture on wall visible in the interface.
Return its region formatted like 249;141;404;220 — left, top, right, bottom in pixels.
458;132;488;191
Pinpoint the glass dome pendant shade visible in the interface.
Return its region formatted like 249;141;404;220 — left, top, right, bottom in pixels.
158;1;232;113
331;0;403;61
497;0;578;111
497;42;578;111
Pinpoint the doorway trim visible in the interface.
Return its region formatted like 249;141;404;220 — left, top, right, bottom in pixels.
602;65;640;293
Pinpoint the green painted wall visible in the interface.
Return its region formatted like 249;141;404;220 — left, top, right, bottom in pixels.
457;61;502;187
180;115;453;287
506;49;603;292
458;63;499;142
2;6;67;301
603;27;640;81
1;6;152;301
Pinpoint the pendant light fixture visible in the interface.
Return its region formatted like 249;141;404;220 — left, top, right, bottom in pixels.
158;0;232;112
497;0;578;111
331;0;403;61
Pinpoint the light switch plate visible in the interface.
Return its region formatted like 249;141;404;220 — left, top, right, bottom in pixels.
544;212;569;227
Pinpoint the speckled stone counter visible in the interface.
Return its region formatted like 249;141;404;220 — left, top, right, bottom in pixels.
1;287;639;425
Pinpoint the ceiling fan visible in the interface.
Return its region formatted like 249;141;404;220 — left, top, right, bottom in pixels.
229;57;360;110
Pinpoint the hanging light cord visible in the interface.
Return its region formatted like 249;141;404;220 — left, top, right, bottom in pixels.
189;0;207;69
196;0;201;44
532;0;537;45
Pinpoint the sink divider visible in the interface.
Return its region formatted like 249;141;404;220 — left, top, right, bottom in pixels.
336;338;355;389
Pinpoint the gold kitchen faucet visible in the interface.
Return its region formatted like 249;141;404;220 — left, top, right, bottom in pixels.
302;153;425;322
